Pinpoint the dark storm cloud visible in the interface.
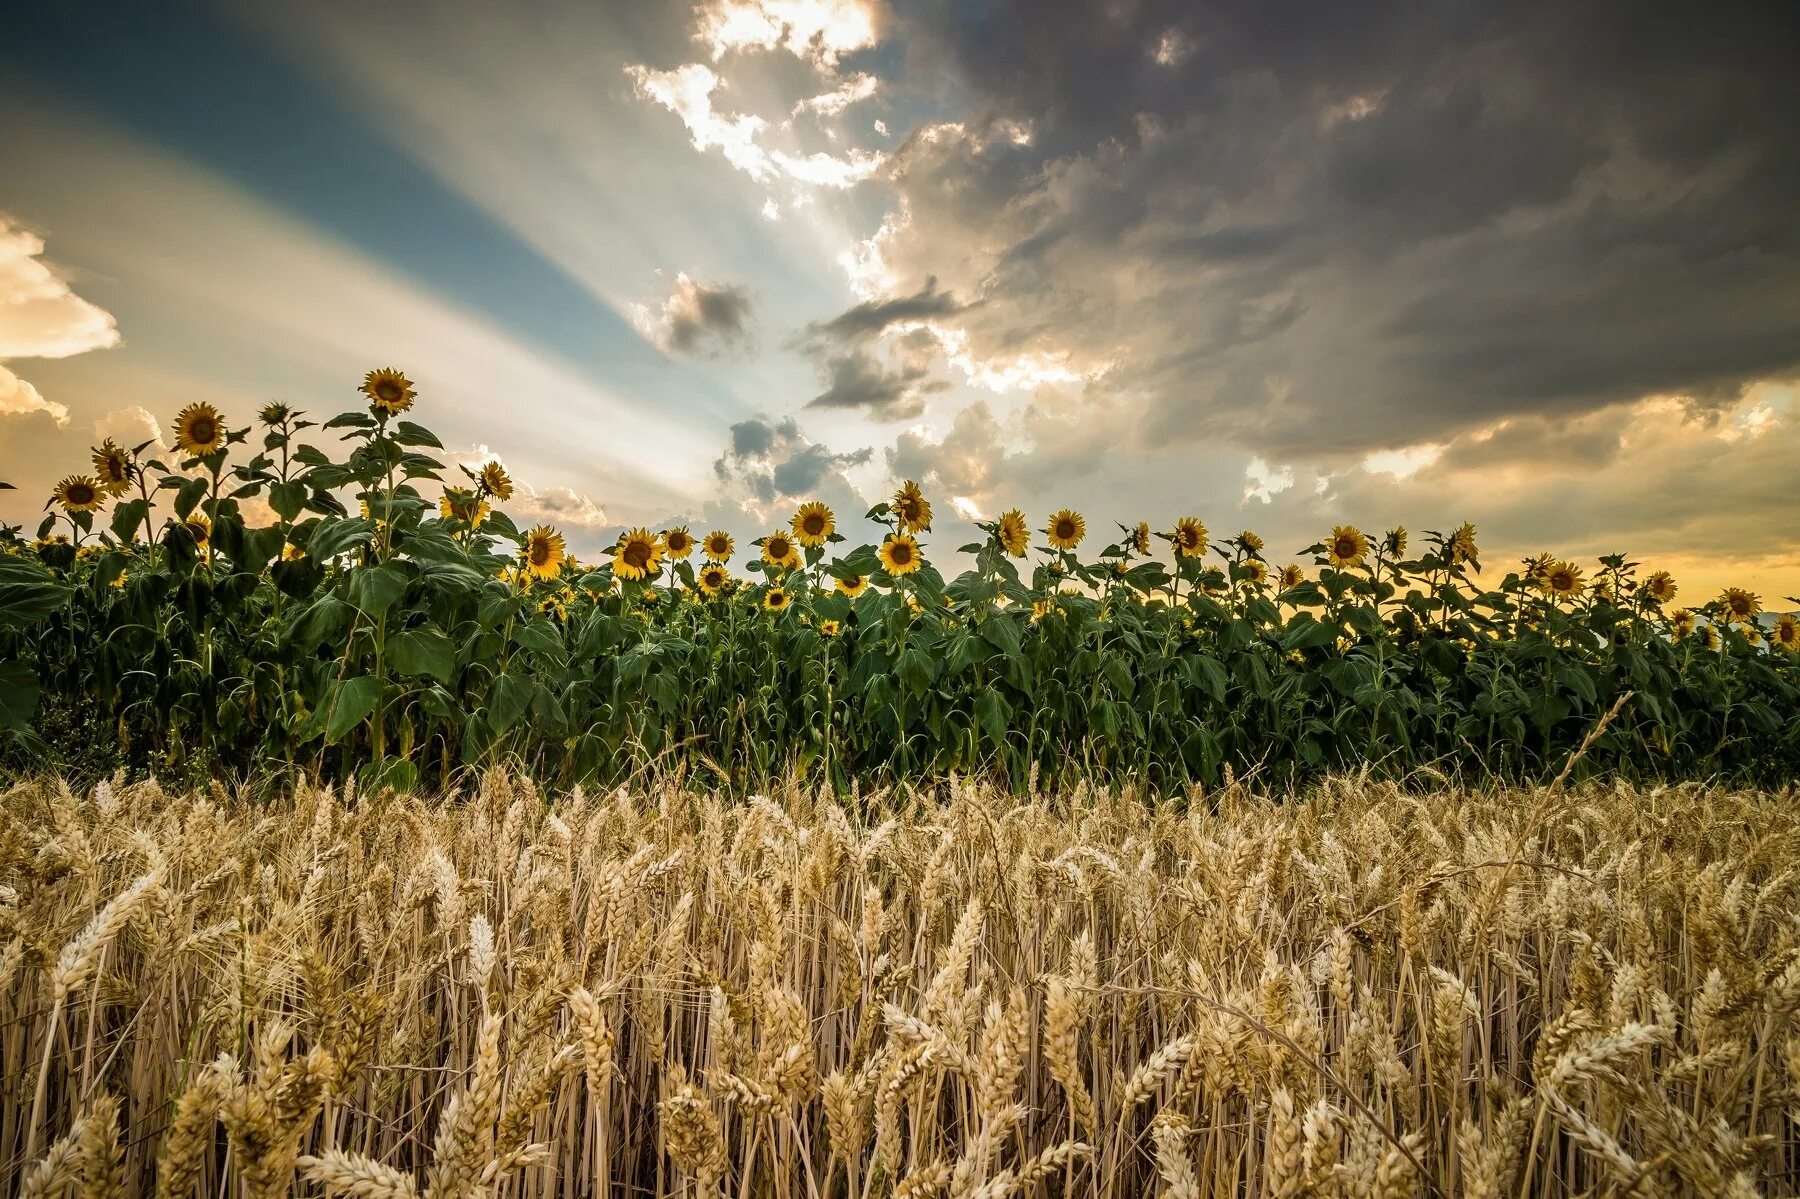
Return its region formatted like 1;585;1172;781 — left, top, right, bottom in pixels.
804;276;970;342
857;0;1800;459
641;275;753;356
714;415;872;503
806;347;949;421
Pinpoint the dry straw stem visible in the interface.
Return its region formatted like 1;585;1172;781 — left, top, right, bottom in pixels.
3;769;1800;1197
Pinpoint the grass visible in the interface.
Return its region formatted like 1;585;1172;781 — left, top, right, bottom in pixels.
3;768;1799;1196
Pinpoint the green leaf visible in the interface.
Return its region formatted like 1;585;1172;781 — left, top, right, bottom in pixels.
392;420;445;448
324;675;381;744
349;564;408;617
0;660;42;731
489;672;533;733
975;689;1010;746
388;628;457;683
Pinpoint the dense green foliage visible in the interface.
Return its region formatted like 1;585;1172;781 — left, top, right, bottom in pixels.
3;377;1797;792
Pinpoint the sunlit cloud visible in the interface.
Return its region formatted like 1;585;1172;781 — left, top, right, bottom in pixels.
0;214;121;427
696;0;881;67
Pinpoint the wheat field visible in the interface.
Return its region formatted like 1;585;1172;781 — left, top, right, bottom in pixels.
3;770;1799;1197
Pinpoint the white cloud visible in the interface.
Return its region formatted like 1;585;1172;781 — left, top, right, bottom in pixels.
1361;442;1445;479
0;215;122;428
0;363;68;425
792;72;877;117
1243;457;1295;504
697;0;880;67
92;405;164;450
626;61;885;190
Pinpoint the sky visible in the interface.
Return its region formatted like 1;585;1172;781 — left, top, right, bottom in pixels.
2;0;1797;601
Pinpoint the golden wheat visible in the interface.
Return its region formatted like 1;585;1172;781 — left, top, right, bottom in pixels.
2;770;1799;1196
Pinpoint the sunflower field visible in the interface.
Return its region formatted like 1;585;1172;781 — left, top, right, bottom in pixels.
3;369;1797;793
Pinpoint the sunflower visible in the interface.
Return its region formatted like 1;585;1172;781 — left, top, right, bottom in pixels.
539;595;567;622
1670;608;1696;640
791;502;835;548
1384;527;1407;556
1326;525;1369;569
1773;613;1799;653
836;573;868;597
703;530;735;561
439;488;489;528
997;509;1030;557
1523;553;1554;584
1719;587;1760;623
1172;516;1208;559
1279;563;1305;589
1131;522;1152;556
663;526;695;559
174;402;227;455
698;564;731;596
52;475;105;514
1032;598;1053;622
892;480;932;534
1240;529;1265;555
819;619;841;638
1698;623;1721;651
1046;509;1086;551
281;542;306;561
90;441;131;494
613;528;662;581
523;526;566;579
754;533;796;573
1543;560;1585;597
361;368;415;416
183;511;211;546
1242;558;1269;586
764;587;790;612
479;461;514;501
1643;571;1677;606
879;534;923;575
258;401;294;425
1448;521;1478;564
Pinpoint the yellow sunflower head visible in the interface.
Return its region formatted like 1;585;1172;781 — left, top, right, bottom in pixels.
1384;527;1407;557
1172;516;1208;559
360;368;416;416
479;460;514;501
892;480;932;533
1698;623;1721;651
1543;560;1585;597
698;564;730;596
1046;508;1086;551
1131;521;1152;556
1326;525;1369;569
52;475;105;514
662;526;695;559
1773;613;1799;652
1719;587;1760;623
763;586;790;612
791;501;836;548
174;402;227;456
1240;529;1265;555
183;511;211;546
1643;571;1677;605
1279;563;1305;589
539;595;567;622
523;525;567;578
819;619;841;638
1243;558;1269;586
439;487;489;528
762;532;800;571
612;527;662;582
996;509;1030;557
1670;608;1696;639
90;441;132;494
836;573;868;597
879;534;923;575
702;530;735;561
1448;521;1478;564
1523;553;1554;583
281;542;306;561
